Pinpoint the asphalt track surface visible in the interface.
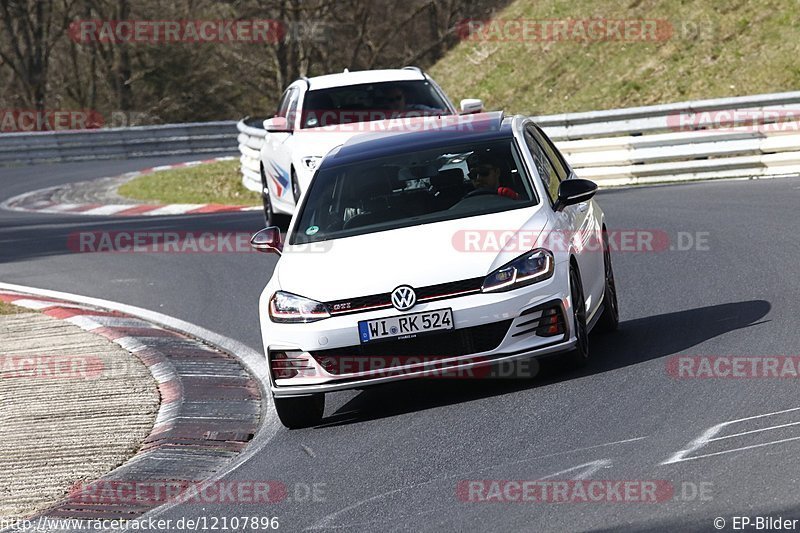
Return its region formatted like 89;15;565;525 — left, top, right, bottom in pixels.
2;157;799;532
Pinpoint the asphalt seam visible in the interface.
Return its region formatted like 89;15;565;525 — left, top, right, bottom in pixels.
0;289;266;529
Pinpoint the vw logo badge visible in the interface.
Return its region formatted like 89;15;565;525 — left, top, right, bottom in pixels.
391;285;417;311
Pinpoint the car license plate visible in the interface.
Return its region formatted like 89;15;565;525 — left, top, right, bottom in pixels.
358;308;453;343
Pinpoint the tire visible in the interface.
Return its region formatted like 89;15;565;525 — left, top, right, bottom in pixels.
561;264;590;369
260;165;275;227
274;394;324;429
596;230;620;333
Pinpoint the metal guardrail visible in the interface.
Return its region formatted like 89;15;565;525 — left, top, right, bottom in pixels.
238;90;800;189
0;121;239;165
237;118;267;192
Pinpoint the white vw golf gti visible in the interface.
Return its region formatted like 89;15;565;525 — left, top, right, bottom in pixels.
252;112;619;428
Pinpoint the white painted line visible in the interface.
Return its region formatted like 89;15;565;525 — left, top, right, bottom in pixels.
148;362;177;385
666;435;800;463
708;420;800;442
538;459;612;480
722;405;800;422
307;438;646;530
114;336;149;352
10;299;58;310
65;315;103;331
301;444;317;458
80;204;140;216
144;204;206;216
41;203;83;212
86;316;159;329
662;406;800;464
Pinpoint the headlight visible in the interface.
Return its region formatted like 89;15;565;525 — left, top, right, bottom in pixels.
481;249;554;293
269;291;330;323
301;156;322;171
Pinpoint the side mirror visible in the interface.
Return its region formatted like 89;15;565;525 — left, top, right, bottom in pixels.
554;179;597;212
263;116;292;133
251;227;283;254
460;98;484;114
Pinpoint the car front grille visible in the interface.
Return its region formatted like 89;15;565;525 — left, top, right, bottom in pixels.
325;277;484;316
309;320;512;375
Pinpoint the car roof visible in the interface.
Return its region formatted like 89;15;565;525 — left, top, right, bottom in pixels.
305;68;427;91
320;112;513;168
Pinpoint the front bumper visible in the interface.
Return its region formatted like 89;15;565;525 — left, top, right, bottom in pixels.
260;262;575;397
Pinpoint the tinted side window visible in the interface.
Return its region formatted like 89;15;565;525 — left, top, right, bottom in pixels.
276;90;291;117
286;89;301;126
524;127;559;203
530;124;569;181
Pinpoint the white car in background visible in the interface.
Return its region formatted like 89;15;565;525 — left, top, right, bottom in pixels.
258;66;484;225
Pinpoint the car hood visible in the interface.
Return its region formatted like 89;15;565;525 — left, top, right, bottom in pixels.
292;130;370;159
276;206;551;302
293;114;459;159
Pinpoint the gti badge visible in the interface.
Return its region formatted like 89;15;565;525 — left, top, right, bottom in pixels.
391;285;417;311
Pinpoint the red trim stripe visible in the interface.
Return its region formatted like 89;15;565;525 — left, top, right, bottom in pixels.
186;204;246;214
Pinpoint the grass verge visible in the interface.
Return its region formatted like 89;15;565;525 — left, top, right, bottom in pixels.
0;301;29;315
117;159;258;205
430;0;800;115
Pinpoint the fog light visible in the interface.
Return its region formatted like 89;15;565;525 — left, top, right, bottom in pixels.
270;350;312;380
536;307;565;337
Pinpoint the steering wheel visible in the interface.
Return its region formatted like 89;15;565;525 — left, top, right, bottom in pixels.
462;188;497;199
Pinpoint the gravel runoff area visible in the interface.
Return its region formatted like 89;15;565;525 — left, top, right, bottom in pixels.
0;310;160;521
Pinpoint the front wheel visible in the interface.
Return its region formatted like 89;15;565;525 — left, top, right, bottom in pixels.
561;265;590;369
274;394;324;429
596;231;620;333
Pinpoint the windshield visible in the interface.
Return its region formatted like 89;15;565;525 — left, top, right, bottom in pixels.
300;80;451;129
290;139;538;245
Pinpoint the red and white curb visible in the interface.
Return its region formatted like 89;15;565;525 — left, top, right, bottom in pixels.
1;157;261;217
0;284;279;527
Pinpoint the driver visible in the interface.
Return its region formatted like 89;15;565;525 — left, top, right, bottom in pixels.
382;86;442;114
467;152;521;200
